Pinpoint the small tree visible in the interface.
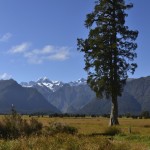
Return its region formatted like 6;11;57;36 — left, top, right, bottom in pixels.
77;0;138;126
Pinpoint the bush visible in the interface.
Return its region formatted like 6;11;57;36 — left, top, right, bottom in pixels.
141;111;150;119
46;122;78;135
0;110;25;139
0;108;43;139
23;118;43;136
104;126;122;136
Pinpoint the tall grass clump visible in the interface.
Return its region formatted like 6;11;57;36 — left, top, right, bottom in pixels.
46;122;78;135
0;107;42;139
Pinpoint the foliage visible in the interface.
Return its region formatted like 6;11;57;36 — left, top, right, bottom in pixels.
77;0;138;98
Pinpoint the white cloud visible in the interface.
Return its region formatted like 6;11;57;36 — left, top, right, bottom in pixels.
9;42;30;54
0;73;12;80
0;33;12;42
24;45;70;64
9;43;70;64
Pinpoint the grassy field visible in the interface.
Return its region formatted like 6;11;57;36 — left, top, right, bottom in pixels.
0;116;150;149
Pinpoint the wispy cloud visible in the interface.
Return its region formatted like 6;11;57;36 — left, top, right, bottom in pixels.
24;45;70;64
8;43;70;64
0;73;12;80
9;42;31;54
0;33;12;42
47;48;70;61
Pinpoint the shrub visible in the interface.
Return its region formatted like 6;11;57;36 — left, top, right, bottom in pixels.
23;118;43;136
0;110;25;139
46;122;78;135
0;108;43;139
104;126;122;136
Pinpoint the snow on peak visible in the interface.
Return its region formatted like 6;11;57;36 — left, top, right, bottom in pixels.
21;77;64;92
21;77;87;91
69;78;87;86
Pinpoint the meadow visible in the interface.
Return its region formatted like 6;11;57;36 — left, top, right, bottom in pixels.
0;115;150;150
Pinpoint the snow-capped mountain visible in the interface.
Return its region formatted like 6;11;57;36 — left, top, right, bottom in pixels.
21;77;64;92
21;77;87;92
20;77;89;113
36;77;64;92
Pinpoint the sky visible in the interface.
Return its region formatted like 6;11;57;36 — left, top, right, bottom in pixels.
0;0;149;83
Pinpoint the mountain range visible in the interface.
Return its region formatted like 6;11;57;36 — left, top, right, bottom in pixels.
21;77;91;113
0;76;149;115
21;76;150;115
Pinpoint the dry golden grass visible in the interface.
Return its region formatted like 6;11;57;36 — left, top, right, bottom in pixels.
35;116;150;135
0;115;149;149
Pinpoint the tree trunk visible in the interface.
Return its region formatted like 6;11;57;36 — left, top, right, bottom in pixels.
109;96;119;126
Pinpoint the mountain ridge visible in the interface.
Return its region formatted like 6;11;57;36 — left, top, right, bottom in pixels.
0;76;146;115
0;79;60;114
21;77;87;92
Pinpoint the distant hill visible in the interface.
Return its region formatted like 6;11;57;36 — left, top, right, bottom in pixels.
0;79;60;114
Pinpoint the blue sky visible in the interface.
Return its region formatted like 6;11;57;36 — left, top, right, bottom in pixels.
0;0;149;82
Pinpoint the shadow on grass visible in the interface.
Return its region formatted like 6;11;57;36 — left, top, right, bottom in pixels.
89;133;107;136
89;126;122;137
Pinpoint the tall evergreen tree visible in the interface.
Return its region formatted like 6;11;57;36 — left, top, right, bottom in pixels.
77;0;138;126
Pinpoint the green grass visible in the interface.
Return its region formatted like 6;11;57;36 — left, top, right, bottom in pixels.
115;134;150;147
0;116;149;149
0;134;145;150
